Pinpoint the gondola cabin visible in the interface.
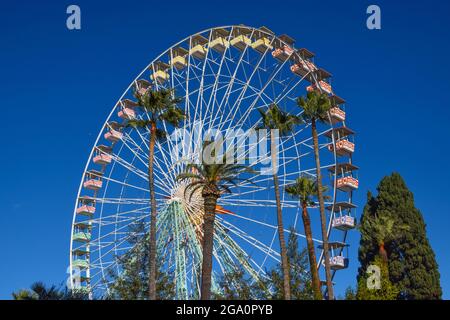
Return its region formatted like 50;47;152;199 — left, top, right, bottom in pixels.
319;241;349;270
73;222;91;243
251;26;274;53
291;59;318;77
209;28;230;53
104;122;122;142
83;170;103;191
72;248;90;269
272;34;295;61
93;145;112;165
135;79;151;96
190;35;208;59
118;99;138;120
327;202;357;231
230;26;252;50
328;161;359;192
170;47;188;70
76;196;95;216
150;61;170;84
307;80;333;95
326;126;355;157
328;106;346;124
325;95;346;124
328;139;355;156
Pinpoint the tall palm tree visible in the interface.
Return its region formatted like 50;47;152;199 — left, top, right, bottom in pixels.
297;90;334;299
258;104;301;300
176;148;255;300
127;88;185;300
285;177;323;300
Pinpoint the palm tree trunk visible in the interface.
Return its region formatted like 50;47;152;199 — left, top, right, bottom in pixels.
379;242;388;263
311;118;334;300
301;202;322;300
271;134;291;300
200;193;218;300
148;123;157;300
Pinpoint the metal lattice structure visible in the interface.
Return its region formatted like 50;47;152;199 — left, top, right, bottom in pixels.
69;25;358;299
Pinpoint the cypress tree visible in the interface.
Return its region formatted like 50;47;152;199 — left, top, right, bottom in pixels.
358;173;442;299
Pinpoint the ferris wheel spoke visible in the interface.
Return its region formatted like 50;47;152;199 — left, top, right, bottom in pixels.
218;217;281;263
230;49;292;131
90;206;149;224
201;42;231;127
216;44;271;133
218;198;298;208
222;212;323;243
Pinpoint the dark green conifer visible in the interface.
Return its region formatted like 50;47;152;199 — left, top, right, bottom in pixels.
358;173;442;299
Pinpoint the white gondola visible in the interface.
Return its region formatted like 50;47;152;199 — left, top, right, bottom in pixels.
319;242;349;270
327;202;357;231
189;35;208;59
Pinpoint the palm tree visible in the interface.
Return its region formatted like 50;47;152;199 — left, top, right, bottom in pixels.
258;104;301;300
297;90;334;299
360;214;409;264
127;88;185;300
12;282;63;300
176;147;255;300
285;177;323;300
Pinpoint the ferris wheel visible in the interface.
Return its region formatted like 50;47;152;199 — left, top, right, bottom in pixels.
69;25;358;299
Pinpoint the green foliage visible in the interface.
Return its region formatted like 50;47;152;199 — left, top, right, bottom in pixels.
357;255;399;300
12;282;89;300
212;267;268;300
126;88;185;140
296;90;331;123
358;173;442;299
343;286;357;300
107;223;175;300
285;176;329;205
176;153;255;199
257;104;302;136
12;282;63;300
263;231;314;300
285;176;318;206
213;230;314;300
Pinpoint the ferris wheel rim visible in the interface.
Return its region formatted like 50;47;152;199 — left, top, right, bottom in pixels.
69;24;349;298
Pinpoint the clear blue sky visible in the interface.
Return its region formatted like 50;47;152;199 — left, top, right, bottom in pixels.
1;0;449;299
